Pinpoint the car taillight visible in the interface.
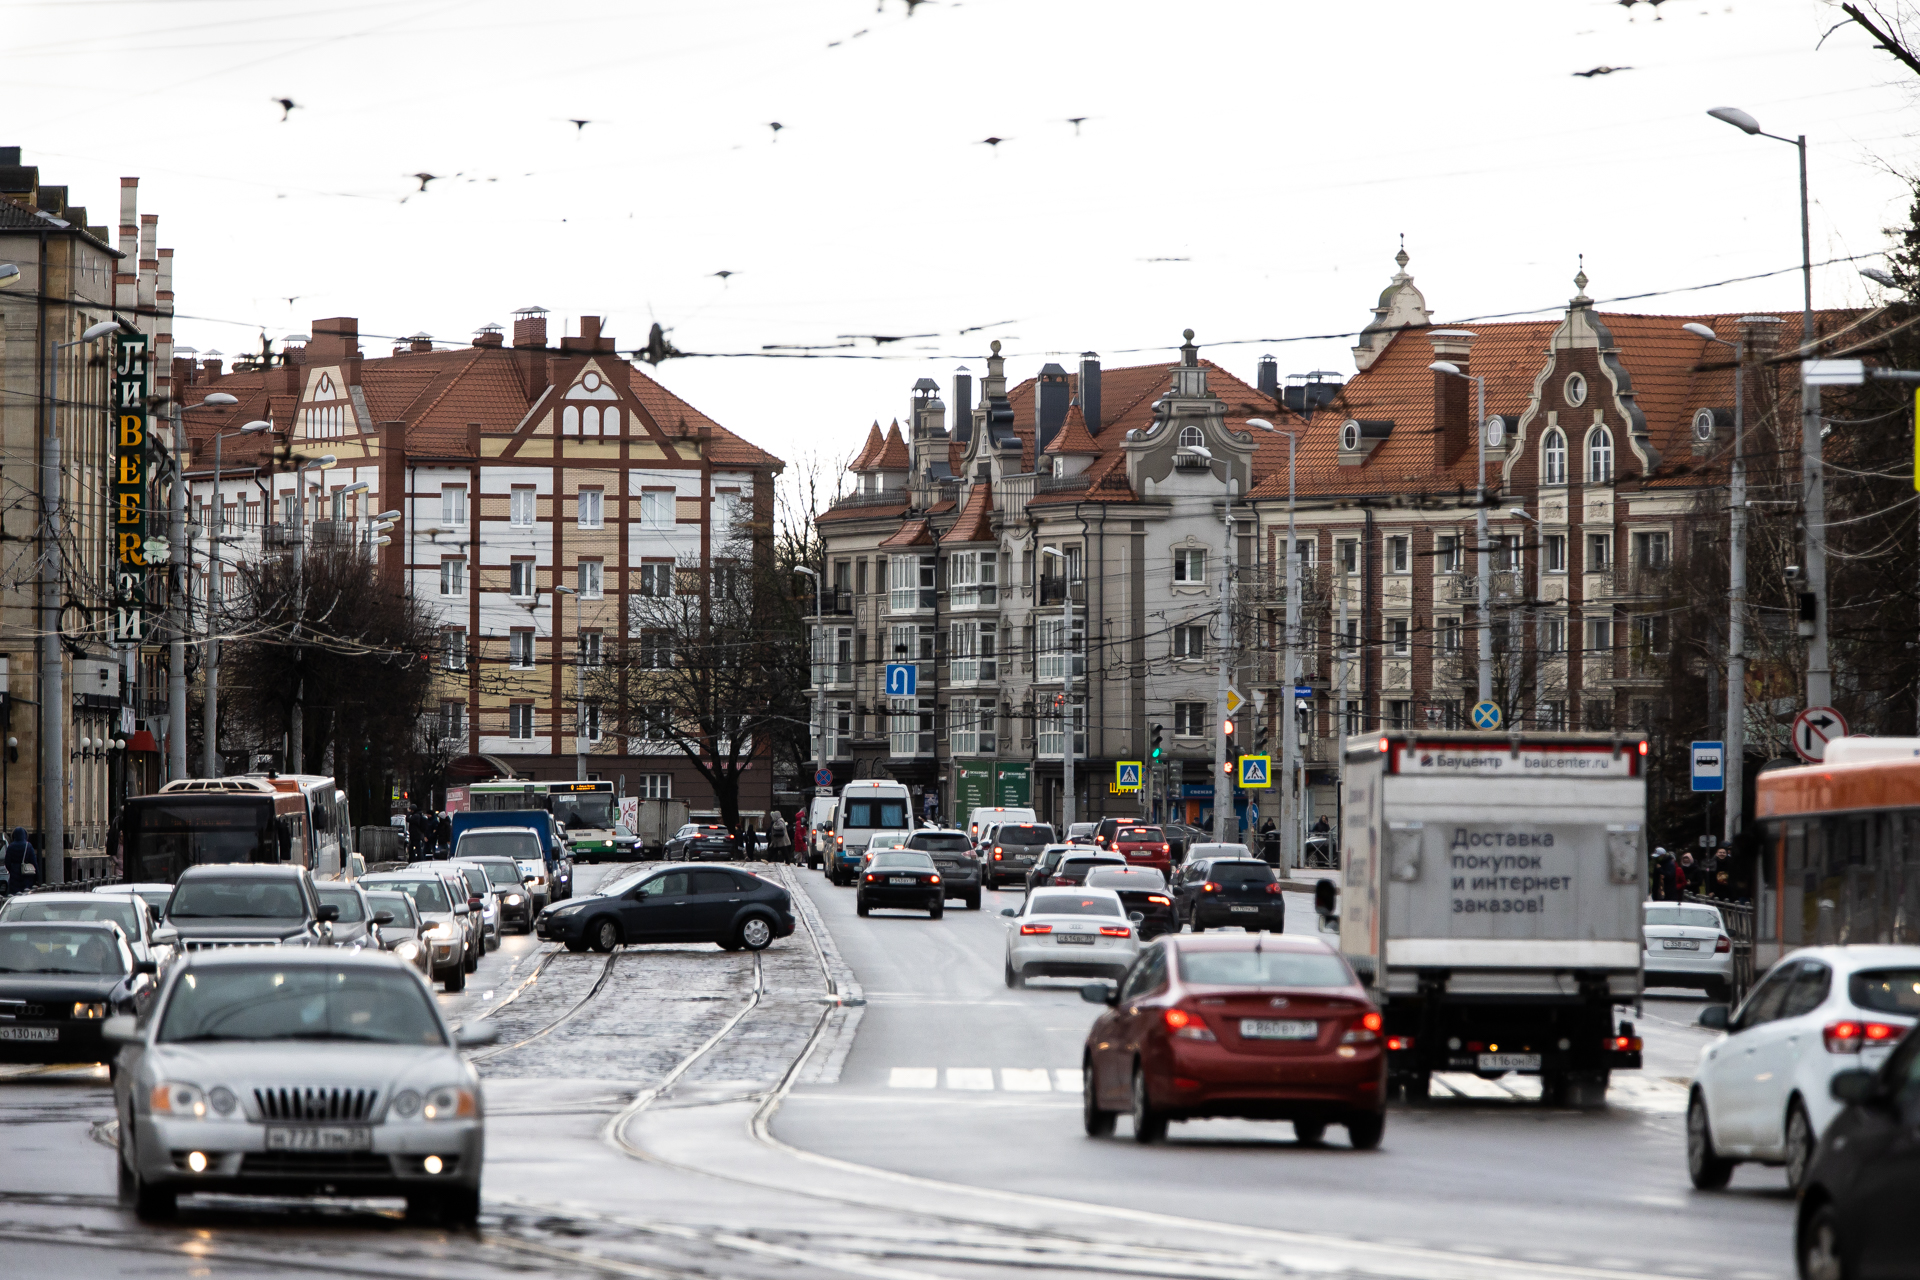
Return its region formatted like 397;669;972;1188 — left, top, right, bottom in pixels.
1609;1035;1643;1053
1824;1020;1904;1052
1361;1011;1383;1032
1715;935;1731;953
864;874;877;883
1099;925;1129;937
1054;876;1071;885
1264;882;1283;895
1202;881;1219;893
1385;1034;1414;1052
1020;923;1052;935
837;835;844;846
1147;895;1170;905
1161;844;1171;854
1163;1007;1216;1041
993;845;1003;856
929;874;941;884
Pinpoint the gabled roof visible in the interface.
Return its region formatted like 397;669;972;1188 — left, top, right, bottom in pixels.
878;517;935;548
871;420;911;471
849;422;886;471
1042;401;1099;455
947;481;994;542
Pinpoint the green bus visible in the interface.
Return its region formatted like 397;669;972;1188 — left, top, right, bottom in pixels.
466;780;619;861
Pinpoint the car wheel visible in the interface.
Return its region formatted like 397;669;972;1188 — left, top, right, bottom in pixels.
966;892;981;911
1707;978;1732;1003
1083;1061;1116;1137
856;899;870;917
1130;1066;1168;1144
929;904;943;920
1799;1201;1847;1280
591;918;621;953
1687;1092;1737;1190
1293;1119;1327;1145
442;965;465;993
564;939;589;953
1785;1099;1818;1194
1189;908;1205;934
1004;957;1023;990
1345;1111;1385;1150
129;1159;176;1222
463;945;478;974
737;917;774;951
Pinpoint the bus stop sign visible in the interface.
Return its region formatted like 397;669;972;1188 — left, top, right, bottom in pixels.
1690;741;1724;793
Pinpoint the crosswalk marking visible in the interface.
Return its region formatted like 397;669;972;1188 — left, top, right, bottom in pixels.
946;1067;996;1090
1001;1068;1054;1092
1054;1068;1079;1092
888;1067;937;1089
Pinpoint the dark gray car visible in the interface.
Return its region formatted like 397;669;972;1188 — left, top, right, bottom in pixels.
315;884;383;950
985;822;1056;889
157;866;337;953
904;830;982;909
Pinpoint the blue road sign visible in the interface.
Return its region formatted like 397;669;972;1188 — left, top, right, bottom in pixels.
1471;700;1502;731
1691;742;1725;793
814;768;834;787
884;663;918;697
1237;755;1271;788
1115;762;1142;791
1294;685;1314;698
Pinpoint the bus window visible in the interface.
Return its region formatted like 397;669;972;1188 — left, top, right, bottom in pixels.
125;799;275;882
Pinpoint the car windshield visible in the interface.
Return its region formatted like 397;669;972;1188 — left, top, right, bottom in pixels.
1851;969;1920;1015
0;926;125;974
315;888;365;922
131;889;171;912
1210;862;1276;887
365;878;451;914
158;964;445;1046
168;877;307;920
1116;827;1164;842
1062;858;1124;876
457;832;541;860
363;893;417;927
999;825;1056;845
1645;906;1722;928
476;861;522;888
1;895;141;936
910;833;973;853
1179;949;1353;987
871;853;935;870
614;824;635;838
1086;869;1168;891
1029;894;1122;918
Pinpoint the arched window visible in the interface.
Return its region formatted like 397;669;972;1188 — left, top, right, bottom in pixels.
1587;427;1613;484
603;407;619;435
1179;426;1203;449
1542;429;1566;485
562;406;580;435
582;406;600;436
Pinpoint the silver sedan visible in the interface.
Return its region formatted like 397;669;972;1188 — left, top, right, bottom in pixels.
108;948;498;1225
1001;888;1140;989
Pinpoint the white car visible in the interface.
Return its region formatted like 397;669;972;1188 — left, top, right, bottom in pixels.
1688;944;1920;1193
860;831;913;867
1000;887;1139;989
1643;901;1733;1000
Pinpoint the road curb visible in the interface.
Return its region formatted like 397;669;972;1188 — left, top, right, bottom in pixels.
772;864;864;1085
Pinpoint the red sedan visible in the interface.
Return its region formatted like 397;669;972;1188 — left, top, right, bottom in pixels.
1109;825;1172;877
1081;933;1385;1148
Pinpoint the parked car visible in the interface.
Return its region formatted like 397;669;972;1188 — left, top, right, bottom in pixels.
464;856;533;934
358;872;472;992
362;890;431;977
445;862;501;952
857;852;945;919
313;884;383;949
985;823;1056;889
157;866;337;952
1080;933;1385;1147
1001;888;1138;989
6;890;172;972
0;920;157;1066
665;824;739;862
108;948;497;1224
1173;857;1288;934
1643;901;1734;1001
1688;945;1920;1193
1024;844;1081;893
904;829;982;909
1051;853;1128;888
537;864;795;953
1109;824;1174;877
1795;1023;1920;1280
1084;867;1176;940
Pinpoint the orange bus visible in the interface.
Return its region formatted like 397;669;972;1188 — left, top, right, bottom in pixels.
119;778;317;884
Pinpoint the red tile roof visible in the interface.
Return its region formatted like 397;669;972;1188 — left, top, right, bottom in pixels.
872;420;911;471
849;422;885;471
1042;401;1099;455
947;481;994;542
878;517;935;548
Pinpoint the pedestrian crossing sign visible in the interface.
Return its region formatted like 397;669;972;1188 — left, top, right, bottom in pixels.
1237;755;1271;789
1115;761;1142;792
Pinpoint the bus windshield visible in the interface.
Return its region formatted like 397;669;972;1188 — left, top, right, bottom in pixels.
124;799;276;882
551;793;615;830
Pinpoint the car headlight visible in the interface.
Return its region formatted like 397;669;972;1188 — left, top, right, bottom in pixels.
70;1001;108;1020
392;1086;475;1121
504;894;523;906
151;1083;208;1118
426;923;457;941
393;940;422;961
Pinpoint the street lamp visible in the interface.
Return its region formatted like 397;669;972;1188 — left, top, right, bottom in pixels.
1429;352;1495;707
1861;267;1898;289
1040;547;1076;835
201;415;270;777
1246;418;1301;866
1708;105;1829;709
792;566;825;801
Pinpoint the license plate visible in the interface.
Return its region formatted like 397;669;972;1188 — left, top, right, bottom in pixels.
1241;1019;1318;1040
1057;934;1095;945
889;876;917;885
266;1126;373;1152
1661;939;1700;950
1229;905;1259;913
1479;1053;1541;1071
0;1026;57;1042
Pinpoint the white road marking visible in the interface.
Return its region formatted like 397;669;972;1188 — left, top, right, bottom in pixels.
1053;1068;1079;1092
1000;1068;1053;1091
1432;1073;1513;1099
946;1067;995;1090
887;1068;937;1089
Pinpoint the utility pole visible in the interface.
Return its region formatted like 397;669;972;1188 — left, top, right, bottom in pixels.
1214;480;1236;842
166;409;187;783
1796;140;1830;711
40;342;64;883
1041;546;1075;834
1474;372;1492;706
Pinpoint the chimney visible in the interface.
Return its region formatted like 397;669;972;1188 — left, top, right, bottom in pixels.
1429;329;1475;469
1256;355;1278;399
560;315;616;353
407;332;434;354
512;306;549;349
282;333;309;365
309;317;359;362
473;323;504;348
1035;363;1070;456
171;354;197;387
1078;352;1102;434
951;366;973;445
202;355;224;381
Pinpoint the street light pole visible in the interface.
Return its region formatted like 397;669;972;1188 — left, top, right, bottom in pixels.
1042;546;1074;835
285;452;336;773
793;566;825;804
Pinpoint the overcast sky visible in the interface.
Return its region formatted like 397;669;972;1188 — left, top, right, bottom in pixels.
7;0;1914;483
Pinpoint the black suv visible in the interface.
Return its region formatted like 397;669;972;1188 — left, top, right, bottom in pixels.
157;865;337;951
984;823;1055;889
1172;857;1288;933
904;830;982;909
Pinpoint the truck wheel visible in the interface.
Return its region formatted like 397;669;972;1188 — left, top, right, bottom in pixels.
1687;1092;1736;1190
1345;1111;1385;1150
1404;1071;1431;1103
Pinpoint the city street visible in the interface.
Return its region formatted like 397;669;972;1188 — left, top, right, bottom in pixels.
0;862;1798;1279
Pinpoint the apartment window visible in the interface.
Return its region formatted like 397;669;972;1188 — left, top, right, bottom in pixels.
1173;701;1208;737
638;561;673;597
509;629;535;669
639;703;673;740
508;702;535;740
439;556;466;597
441;484;467;525
1584;699;1614;732
1586;616;1613;654
1065;544;1083;584
440;700;466;741
833;560;852;595
949;620;997;683
1173;623;1207;660
1540;615;1566;655
1387;700;1411;730
1545;534;1567;574
442;628;467;671
1037;611;1085;682
1587;427;1614;484
889;554;936;611
281;492;297;525
1022;549;1035;587
640;489;673;527
580;631;602;667
639;631;672;670
1439;616;1461;654
1172;547;1207;584
948;550;997;608
1541;429;1567;486
1389;617;1410;655
1037;701;1085;758
510;558;536;598
578;487;603;529
1436;535;1460;573
950;696;998;756
1633;614;1670;655
578;558;603;599
890;696;936;755
510;485;537;528
1588;533;1613;571
1387;536;1410;574
630;772;669;799
1336;539;1358;575
854;559;868;596
1632;530;1671;569
579;701;602;742
1497;534;1522;573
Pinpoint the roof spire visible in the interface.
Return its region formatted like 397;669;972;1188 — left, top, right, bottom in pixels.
1395;233;1409;273
1572;253;1591;304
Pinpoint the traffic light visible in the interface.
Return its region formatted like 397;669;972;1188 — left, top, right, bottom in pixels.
1223;716;1236;740
1150;723;1164;760
1255;715;1270;754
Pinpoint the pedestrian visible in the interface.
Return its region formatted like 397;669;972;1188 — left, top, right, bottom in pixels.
1650;848;1676;901
436;812;452;855
1677;851;1694;898
1260;816;1279;864
768;810;789;863
793;808;807;859
4;827;38;895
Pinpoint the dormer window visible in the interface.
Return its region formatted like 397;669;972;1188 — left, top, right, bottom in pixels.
1178;426;1204;449
1565;372;1588;407
1337;418;1394;465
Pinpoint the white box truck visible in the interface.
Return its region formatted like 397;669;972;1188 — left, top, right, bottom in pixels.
1325;731;1647;1108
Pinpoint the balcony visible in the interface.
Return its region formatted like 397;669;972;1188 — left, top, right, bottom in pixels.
1038;576;1085;607
1035;473;1091;495
827;489;910;512
948;658;999;685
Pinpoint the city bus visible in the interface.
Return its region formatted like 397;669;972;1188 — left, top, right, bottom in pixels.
118;778;319;884
1753;738;1920;949
468;779;619;861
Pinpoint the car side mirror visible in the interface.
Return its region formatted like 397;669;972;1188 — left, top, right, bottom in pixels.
316;904;340;923
132;958;158;976
102;1014;141;1044
152;926;177;944
468;896;483;910
1080;982;1118;1007
372;910;395;926
453;1023;501;1048
1697;1005;1730;1031
1000;908;1017;918
1128;911;1145;924
1830;1068;1880;1106
454;902;471;916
